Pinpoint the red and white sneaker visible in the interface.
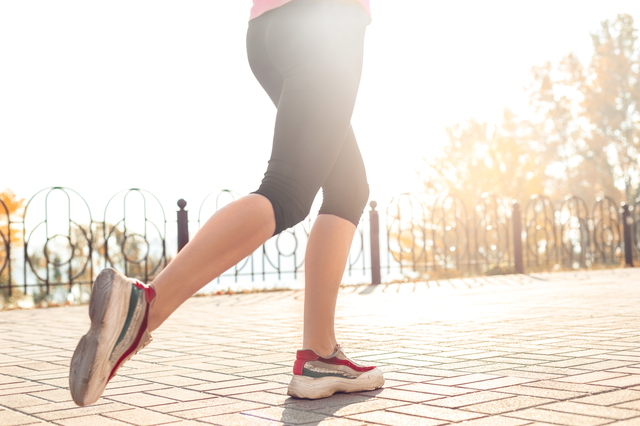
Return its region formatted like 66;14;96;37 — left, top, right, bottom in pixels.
287;344;384;399
69;268;156;406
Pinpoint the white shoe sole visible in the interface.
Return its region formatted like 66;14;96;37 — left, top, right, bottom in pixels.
287;368;384;399
69;269;132;406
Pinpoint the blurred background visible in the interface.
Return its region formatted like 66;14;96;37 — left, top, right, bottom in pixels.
1;1;639;209
1;1;639;304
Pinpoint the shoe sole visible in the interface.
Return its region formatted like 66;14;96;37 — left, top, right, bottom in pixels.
69;269;132;406
287;368;385;399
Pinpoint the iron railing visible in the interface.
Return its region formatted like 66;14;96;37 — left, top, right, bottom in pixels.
0;187;637;298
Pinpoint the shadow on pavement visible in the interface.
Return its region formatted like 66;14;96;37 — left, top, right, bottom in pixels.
278;392;378;424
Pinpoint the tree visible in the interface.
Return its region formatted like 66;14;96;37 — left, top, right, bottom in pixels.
421;109;547;208
0;189;24;246
529;54;620;202
582;14;640;201
423;14;640;205
0;189;25;298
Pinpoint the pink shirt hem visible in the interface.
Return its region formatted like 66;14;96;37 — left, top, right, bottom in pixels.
250;0;371;21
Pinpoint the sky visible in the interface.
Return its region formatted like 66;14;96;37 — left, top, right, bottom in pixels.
2;0;640;219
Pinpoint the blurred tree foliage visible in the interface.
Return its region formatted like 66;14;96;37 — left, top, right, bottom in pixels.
0;189;25;295
0;189;24;246
423;14;640;206
422;109;546;208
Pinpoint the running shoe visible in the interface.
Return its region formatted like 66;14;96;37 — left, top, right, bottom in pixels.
69;268;156;406
287;344;384;399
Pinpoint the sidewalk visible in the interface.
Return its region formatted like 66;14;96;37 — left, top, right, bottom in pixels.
1;268;639;426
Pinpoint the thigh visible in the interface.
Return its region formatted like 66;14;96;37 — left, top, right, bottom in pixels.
321;125;368;202
247;0;369;200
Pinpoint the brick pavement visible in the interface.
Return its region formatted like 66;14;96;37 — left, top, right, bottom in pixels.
0;268;639;425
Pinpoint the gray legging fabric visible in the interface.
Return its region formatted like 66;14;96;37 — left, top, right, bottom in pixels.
247;0;371;236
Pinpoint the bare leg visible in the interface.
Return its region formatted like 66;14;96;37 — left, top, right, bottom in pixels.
302;214;356;357
148;194;275;332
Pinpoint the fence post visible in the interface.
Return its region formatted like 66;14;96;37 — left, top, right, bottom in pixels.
177;199;189;252
621;202;634;267
369;201;381;285
512;200;524;274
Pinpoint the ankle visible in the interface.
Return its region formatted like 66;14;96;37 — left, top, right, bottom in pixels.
147;286;161;333
303;341;337;357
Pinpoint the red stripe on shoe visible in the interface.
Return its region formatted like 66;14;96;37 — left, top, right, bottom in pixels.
107;299;149;383
132;279;156;303
293;350;318;375
317;356;376;373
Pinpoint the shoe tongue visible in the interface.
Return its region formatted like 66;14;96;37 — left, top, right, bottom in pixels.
332;344;341;356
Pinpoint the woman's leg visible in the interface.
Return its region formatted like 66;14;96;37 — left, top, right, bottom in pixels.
246;2;370;357
303;124;369;356
147;194;275;332
71;194;275;406
302;215;356;356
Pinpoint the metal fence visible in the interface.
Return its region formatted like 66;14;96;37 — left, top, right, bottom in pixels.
0;187;638;298
384;192;638;277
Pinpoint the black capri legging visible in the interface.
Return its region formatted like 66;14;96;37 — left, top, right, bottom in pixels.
247;0;371;236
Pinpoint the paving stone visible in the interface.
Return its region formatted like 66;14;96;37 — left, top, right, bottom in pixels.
428;373;499;386
0;394;51;409
425;391;511;408
349;410;445;425
593;375;640;387
615;400;640;410
495;384;584;400
461;376;535;390
149;397;236;414
380;372;436;382
145;388;214;402
25;389;72;403
603;418;640;426
285;393;371;411
243;406;328;424
231;391;295;406
506;407;611;425
0;375;25;385
313;398;407;416
105;393;178;407
102;408;182;425
101;383;171;397
394;382;473;396
525;380;613;394
18;400;112;414
448;416;531;426
0;409;43;425
389;403;484;422
34;402;134;421
55;414;130;425
355;388;441;403
171;401;267;419
557;371;625;384
207;382;283;396
491;369;560;380
544;400;640;420
573;389;640;405
186;378;264;392
200;412;285;425
299;418;367;426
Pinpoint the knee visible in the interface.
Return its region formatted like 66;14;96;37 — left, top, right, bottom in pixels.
253;175;315;236
319;181;369;227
